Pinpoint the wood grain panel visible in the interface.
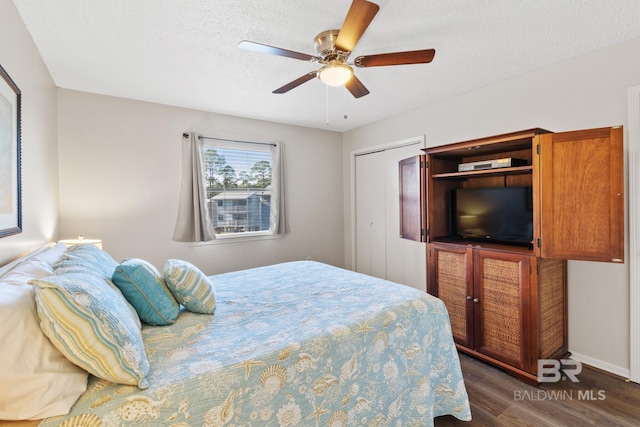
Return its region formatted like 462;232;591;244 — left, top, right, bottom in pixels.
538;127;624;262
399;155;425;241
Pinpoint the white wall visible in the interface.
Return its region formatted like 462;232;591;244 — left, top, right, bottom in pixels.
56;89;344;275
343;36;640;375
0;1;60;265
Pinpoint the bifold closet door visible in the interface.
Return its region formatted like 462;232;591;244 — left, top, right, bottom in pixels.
355;144;426;290
355;150;387;279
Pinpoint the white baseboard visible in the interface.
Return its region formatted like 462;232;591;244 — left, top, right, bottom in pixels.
569;351;630;380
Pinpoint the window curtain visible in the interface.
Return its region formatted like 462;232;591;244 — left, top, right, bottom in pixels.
172;132;216;242
270;143;290;235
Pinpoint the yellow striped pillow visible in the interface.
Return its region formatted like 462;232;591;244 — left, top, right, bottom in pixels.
31;273;149;389
163;259;216;314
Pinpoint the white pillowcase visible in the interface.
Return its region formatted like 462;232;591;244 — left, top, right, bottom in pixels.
0;256;88;420
0;242;66;279
33;242;68;266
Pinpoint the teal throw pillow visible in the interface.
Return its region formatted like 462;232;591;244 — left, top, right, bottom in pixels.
111;258;179;325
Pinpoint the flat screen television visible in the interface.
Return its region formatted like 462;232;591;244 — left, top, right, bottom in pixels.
450;186;533;245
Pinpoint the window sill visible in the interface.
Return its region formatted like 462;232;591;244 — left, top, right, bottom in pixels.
186;232;283;246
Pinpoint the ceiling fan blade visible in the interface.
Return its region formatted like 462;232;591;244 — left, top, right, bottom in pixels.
239;40;318;62
354;49;436;67
345;75;370;98
273;71;318;94
335;0;380;53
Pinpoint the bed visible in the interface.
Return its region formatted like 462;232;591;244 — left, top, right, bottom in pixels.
0;243;471;426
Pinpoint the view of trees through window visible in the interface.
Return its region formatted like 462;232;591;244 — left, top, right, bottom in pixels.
203;146;272;235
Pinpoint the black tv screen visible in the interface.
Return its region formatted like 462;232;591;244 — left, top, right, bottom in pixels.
451;186;533;245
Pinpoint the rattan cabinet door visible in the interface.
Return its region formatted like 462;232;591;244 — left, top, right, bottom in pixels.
428;243;474;348
472;249;531;371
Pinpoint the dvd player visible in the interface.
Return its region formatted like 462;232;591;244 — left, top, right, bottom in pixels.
458;157;527;172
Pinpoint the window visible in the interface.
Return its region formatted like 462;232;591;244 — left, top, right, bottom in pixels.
203;141;274;237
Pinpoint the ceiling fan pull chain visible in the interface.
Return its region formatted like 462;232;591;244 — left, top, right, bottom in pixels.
326;85;330;126
343;86;348;121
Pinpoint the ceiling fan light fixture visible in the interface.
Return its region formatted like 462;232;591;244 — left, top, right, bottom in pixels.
318;62;353;87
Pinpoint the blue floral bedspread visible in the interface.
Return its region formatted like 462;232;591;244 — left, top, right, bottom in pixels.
40;261;471;426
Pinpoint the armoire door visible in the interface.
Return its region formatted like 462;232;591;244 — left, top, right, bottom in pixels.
473;249;531;372
399;155;426;242
535;126;624;262
428;243;474;348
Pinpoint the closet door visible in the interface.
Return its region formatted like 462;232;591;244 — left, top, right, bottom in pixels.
355;151;386;279
355;142;426;290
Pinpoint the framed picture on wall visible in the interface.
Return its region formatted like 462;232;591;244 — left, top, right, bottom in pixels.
0;64;22;238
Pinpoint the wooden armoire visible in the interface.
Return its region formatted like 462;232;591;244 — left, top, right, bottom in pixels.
401;126;623;384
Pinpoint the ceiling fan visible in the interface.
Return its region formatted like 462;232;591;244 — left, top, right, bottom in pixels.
238;0;436;98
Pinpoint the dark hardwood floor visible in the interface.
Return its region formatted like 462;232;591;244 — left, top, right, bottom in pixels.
435;353;640;427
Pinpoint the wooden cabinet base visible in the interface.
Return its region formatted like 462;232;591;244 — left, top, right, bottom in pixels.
429;242;568;385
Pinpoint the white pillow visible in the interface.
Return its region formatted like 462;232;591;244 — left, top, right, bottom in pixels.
0;243;67;281
32;242;68;266
0;257;53;285
0;259;88;420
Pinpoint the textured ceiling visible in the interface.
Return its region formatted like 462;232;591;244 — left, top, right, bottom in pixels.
13;0;640;132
